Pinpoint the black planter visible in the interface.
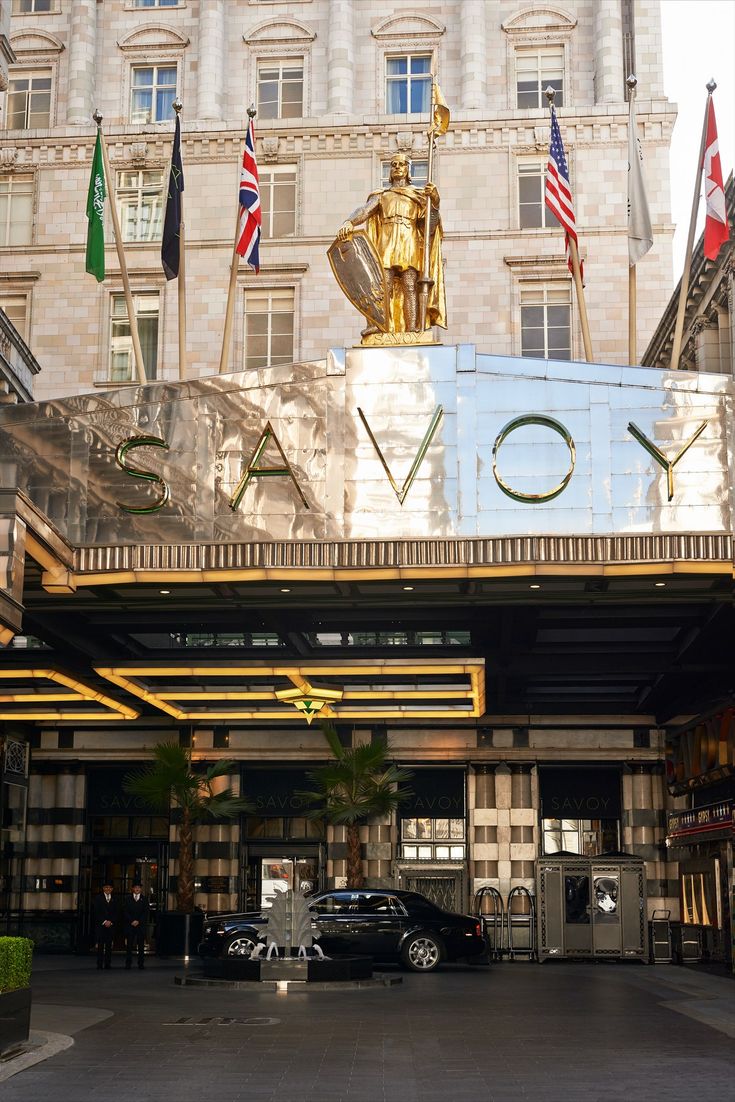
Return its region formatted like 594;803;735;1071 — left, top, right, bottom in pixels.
0;987;32;1054
155;912;204;957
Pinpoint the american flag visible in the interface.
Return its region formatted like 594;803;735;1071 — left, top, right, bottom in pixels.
545;105;582;278
235;116;261;271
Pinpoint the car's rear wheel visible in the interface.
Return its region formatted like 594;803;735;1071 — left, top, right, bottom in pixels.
401;932;443;972
224;933;257;958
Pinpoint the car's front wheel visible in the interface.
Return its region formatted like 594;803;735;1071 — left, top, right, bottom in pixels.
401;932;443;972
224;933;257;958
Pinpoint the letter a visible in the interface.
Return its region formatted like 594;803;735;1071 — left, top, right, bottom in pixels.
229;421;309;511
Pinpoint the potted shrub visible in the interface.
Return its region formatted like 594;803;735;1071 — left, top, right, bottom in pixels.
299;724;412;889
124;743;253;956
0;937;33;1054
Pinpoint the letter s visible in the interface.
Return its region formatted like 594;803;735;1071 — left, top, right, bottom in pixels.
115;435;170;514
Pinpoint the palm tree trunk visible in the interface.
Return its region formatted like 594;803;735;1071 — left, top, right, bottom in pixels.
345;822;363;889
177;806;195;913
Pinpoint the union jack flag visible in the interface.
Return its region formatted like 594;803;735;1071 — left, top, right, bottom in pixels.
545;105;582;278
235;116;261;272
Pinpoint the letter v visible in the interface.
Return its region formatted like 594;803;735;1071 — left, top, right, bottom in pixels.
627;420;708;502
357;405;443;505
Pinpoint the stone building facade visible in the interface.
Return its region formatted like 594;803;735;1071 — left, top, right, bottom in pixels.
0;0;676;401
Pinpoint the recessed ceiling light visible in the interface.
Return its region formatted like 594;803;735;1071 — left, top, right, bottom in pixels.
280;588;291;593
654;581;666;587
403;586;414;591
529;584;541;590
159;589;170;595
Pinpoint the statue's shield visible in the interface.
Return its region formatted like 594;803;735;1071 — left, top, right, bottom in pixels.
327;232;388;332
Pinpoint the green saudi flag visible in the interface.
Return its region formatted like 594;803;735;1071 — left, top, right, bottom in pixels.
85;131;106;282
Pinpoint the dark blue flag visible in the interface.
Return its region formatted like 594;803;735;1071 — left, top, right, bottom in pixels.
161;114;184;280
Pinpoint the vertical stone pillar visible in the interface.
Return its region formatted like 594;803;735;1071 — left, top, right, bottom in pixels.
327;0;354;115
594;0;624;104
197;0;225;122
693;315;721;373
715;304;732;375
625;763;666;913
727;263;735;375
509;764;536;893
470;765;498;896
66;0;97;125
460;0;486;109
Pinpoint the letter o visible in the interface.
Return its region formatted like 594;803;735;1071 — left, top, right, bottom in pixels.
492;415;576;503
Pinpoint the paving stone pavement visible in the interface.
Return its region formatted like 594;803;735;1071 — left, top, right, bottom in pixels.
2;956;733;1102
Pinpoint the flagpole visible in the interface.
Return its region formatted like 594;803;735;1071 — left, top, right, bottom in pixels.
219;105;256;375
670;79;716;371
417;78;437;333
627;75;638;365
545;88;593;363
173;99;187;381
92;110;146;387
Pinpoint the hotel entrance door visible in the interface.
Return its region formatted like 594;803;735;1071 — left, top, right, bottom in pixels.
78;850;163;951
244;849;323;910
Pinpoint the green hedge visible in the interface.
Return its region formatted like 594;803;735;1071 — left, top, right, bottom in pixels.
0;937;33;993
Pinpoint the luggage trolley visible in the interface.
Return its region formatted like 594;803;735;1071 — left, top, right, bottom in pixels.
473;885;505;960
507;885;536;960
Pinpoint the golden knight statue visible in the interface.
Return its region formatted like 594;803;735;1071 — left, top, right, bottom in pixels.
328;82;450;346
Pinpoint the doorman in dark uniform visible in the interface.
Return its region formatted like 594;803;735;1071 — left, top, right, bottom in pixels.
93;881;117;970
124;881;149;969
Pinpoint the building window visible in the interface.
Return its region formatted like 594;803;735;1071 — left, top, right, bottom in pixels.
0;293;28;341
401;817;465;861
116;170;164;242
257;61;303;120
515;46;564;109
109;292;159;382
520;284;571;360
12;0;52;11
259;166;297;238
381;158;429;188
542;818;619;856
6;71;52;129
385;54;432;115
132;0;179;7
0;174;34;246
518;160;560;229
130;65;177;124
243;287;294;370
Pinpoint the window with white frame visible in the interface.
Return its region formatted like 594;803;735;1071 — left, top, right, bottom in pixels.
109;292;159;382
515;46;564;109
12;0;53;12
381;158;429;188
520;284;571;360
0;293;29;341
401;817;465;861
130;65;177;124
385;54;432;115
0;174;34;246
259;167;296;238
257;61;303;120
132;0;179;7
518;160;560;229
116;169;164;242
244;287;294;370
6;71;52;129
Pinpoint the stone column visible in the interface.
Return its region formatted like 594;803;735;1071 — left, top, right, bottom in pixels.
66;0;97;125
471;765;498;893
327;0;354;115
715;305;732;375
728;262;735;374
460;0;486;109
594;0;624;104
197;0;225;122
693;314;721;373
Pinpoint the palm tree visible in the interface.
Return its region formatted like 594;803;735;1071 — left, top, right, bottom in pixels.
299;723;412;889
124;743;253;913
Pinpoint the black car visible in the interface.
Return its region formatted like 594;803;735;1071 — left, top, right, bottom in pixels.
198;888;488;972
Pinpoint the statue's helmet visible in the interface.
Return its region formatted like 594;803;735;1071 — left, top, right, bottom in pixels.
389;152;412;184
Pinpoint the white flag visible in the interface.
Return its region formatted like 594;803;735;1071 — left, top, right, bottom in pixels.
628;94;653;266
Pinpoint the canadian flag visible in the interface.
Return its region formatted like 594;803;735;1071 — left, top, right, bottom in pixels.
702;97;729;261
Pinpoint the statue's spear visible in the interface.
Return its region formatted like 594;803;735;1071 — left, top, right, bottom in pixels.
417;78;450;332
